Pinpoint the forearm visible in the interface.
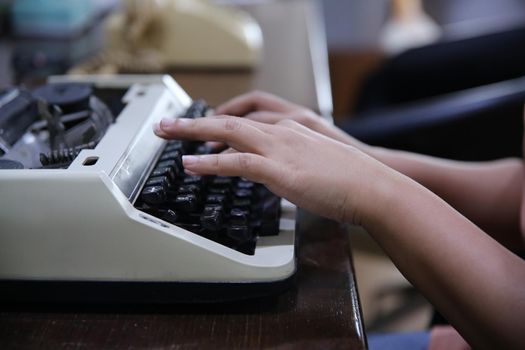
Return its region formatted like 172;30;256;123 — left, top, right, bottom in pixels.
371;148;524;250
364;174;525;350
314;120;524;249
156;113;525;348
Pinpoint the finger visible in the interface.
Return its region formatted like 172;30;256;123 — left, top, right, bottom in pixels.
181;153;277;184
215;91;299;116
203;115;274;150
155;116;269;154
274;118;330;141
204;113;275;132
153;122;171;139
243;111;289;125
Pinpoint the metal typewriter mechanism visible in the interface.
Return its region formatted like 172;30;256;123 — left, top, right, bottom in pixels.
0;75;297;303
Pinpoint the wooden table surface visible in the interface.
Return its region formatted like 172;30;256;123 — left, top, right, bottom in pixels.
0;213;367;350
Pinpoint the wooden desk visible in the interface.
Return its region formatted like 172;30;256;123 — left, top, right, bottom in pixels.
0;1;367;348
0;214;366;349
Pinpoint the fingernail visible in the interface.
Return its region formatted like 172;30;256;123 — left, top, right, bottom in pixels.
159;118;175;129
153;122;162;134
182;155;199;166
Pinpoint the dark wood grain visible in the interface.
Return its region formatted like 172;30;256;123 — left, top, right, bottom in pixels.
0;213;367;350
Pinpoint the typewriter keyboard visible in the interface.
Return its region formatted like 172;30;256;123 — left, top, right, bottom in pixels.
134;101;281;255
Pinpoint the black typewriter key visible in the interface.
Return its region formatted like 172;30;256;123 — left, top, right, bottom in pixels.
254;184;273;199
259;220;280;236
183;175;204;185
156;160;177;168
164;140;184;152
208;187;230;195
152;167;176;183
156;209;178;225
232;198;251;209
183;212;202;224
261;196;280;218
159;150;183;168
206;194;228;205
184;100;208;118
230;208;249;225
237;180;255;190
234;189;252;199
226;225;253;244
156;159;181;177
205;203;223;212
212;176;234;188
173;193;200;212
146;175;172;189
140;186;167;205
201;206;223;231
250;219;262;233
135;202;156;214
177;184;201;196
237;240;257;256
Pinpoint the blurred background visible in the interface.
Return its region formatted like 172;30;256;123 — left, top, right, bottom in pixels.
2;0;525;119
1;0;525;336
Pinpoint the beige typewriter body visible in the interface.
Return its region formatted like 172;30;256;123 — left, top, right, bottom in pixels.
0;75;296;284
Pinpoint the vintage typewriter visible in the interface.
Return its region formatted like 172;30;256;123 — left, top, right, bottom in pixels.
0;75;297;303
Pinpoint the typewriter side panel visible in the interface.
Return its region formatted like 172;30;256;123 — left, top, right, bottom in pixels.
0;170;295;283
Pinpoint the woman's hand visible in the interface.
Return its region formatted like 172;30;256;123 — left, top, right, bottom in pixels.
215;91;323;130
215;91;372;152
154;115;401;225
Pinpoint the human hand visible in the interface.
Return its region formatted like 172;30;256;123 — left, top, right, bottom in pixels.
215;91;324;131
153;115;400;225
215;91;370;153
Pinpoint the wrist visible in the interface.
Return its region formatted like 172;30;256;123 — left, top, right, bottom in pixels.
357;163;416;230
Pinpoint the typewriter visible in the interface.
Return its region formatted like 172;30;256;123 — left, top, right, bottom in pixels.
0;75;297;303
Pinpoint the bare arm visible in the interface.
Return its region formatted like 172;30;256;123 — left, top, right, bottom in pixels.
154;115;525;350
371;149;523;250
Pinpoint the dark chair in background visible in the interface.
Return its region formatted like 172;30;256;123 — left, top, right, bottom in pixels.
342;23;525;161
355;26;525;113
342;76;525;161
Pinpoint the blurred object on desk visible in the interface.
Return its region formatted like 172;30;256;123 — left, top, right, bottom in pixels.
70;0;263;75
8;0;117;85
11;0;95;38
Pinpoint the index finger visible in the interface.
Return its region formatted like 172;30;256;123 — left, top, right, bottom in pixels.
155;116;271;155
215;91;301;116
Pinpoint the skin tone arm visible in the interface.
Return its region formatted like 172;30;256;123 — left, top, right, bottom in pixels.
214;92;525;251
153;113;525;350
